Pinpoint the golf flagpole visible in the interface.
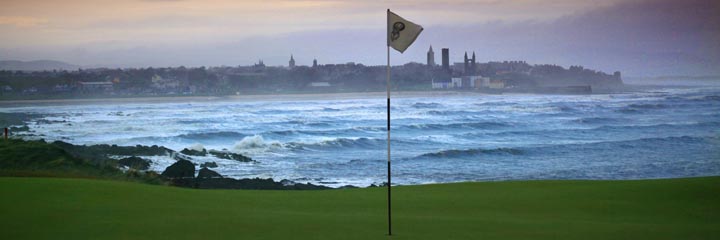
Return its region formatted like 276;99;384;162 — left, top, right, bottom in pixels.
386;9;423;236
386;43;392;236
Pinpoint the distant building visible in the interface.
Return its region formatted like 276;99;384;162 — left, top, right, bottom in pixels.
431;79;451;89
289;55;295;68
448;76;487;89
79;81;113;91
488;79;505;89
313;59;318;68
151;74;179;89
463;52;469;74
451;77;463;88
427;45;435;67
441;48;449;72
471;52;477;75
462;51;477;75
473;76;490;89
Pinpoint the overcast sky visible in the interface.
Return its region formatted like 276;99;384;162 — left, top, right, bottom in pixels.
1;0;718;76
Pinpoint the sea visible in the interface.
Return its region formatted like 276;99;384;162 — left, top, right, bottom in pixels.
4;85;720;187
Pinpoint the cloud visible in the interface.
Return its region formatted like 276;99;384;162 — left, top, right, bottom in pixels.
1;0;717;76
0;16;47;27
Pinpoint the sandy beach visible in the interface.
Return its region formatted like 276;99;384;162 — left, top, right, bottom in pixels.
0;91;486;107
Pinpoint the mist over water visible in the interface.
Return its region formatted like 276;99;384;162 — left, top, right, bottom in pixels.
5;85;720;187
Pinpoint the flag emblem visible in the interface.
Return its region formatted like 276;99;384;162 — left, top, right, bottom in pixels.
387;10;423;53
391;22;405;42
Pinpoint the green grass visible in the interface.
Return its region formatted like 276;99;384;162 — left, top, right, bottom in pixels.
1;177;718;239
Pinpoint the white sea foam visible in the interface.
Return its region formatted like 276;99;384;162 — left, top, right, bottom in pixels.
232;135;283;153
187;143;205;152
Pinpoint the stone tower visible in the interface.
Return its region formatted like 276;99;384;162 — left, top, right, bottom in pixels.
427;45;435;67
442;48;449;72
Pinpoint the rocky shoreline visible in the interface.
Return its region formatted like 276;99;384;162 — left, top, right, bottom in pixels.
0;137;350;190
1;113;348;190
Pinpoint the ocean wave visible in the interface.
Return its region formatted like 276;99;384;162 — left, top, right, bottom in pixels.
427;110;478;116
613;102;673;114
279;120;333;127
418;147;525;159
177;131;248;140
232;135;282;151
526;135;719;156
286;137;389;150
555;105;578;112
461;121;720;140
702;95;720;101
403;121;512;130
411;102;442;108
264;127;371;137
572;117;629;125
304;159;383;169
664;94;720;102
627;103;669;109
416;135;718;160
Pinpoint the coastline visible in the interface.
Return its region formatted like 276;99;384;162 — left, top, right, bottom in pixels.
0;91;487;107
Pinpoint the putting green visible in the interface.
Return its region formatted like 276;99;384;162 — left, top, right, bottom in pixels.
1;177;718;239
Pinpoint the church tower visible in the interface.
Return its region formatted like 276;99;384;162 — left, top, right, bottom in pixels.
427;45;435;67
313;58;318;68
289;54;296;68
463;52;469;74
471;51;477;75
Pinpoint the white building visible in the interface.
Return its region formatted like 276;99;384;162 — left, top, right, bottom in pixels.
488;79;505;89
151;75;179;89
79;81;113;91
433;75;499;89
431;79;451;89
451;77;463;88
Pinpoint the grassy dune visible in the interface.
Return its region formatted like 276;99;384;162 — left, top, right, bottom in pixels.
1;177;719;240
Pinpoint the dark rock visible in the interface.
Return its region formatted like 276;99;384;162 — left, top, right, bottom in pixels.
161;159;195;179
118;156;150;170
200;161;218;168
197;167;222;179
173;153;193;162
52;141;172;166
190;177;330;190
208;150;254;162
180;148;207;156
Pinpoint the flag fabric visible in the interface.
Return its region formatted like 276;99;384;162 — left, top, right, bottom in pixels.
387;9;423;53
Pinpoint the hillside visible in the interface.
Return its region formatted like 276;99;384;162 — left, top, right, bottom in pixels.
0;60;80;72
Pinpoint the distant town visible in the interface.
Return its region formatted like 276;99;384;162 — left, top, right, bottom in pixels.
0;46;624;99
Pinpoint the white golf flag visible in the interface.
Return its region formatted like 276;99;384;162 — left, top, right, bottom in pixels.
387;9;423;53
